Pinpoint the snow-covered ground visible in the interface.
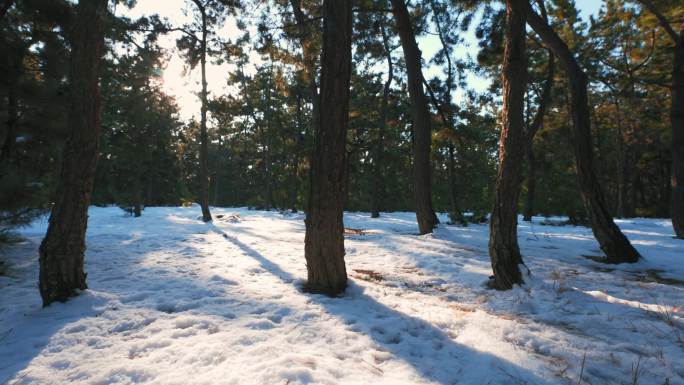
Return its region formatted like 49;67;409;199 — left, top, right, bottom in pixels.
1;207;682;385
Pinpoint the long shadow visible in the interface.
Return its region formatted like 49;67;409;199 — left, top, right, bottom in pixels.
0;218;296;384
214;214;684;384
212;225;556;385
208;223;298;285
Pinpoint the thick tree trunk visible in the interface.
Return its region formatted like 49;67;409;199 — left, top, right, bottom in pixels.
523;53;554;222
371;19;393;219
488;0;527;290
521;3;640;262
38;0;107;306
671;35;684;238
196;0;212;222
390;0;437;234
303;0;352;296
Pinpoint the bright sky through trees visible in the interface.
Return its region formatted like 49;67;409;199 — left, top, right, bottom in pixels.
120;0;603;121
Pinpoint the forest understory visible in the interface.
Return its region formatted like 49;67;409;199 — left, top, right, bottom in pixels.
1;206;682;385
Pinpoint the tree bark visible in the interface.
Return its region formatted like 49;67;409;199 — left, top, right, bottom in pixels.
390;0;438;234
194;0;212;222
520;3;641;262
39;0;107;306
371;18;393;219
523;53;554;221
303;0;352;296
488;0;527;290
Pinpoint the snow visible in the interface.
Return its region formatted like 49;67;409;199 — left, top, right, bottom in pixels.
1;206;683;385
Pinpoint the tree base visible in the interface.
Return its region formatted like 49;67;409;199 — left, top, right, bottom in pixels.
302;281;347;297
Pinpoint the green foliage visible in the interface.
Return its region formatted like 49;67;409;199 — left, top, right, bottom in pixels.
1;0;681;224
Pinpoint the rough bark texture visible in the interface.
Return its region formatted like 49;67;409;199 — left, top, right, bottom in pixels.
671;34;684;238
488;0;527;290
194;0;212;222
303;0;352;296
370;19;393;219
390;0;438;234
521;3;641;263
39;0;107;306
523;53;554;222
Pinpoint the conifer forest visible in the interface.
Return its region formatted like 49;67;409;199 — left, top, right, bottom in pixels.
1;0;683;384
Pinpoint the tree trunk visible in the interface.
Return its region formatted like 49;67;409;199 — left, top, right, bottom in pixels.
0;82;17;166
521;3;640;262
614;98;628;218
303;0;352;296
488;0;527;290
38;0;107;306
133;187;142;217
196;0;212;222
671;34;684;238
523;53;554;222
371;18;393;219
390;0;438;234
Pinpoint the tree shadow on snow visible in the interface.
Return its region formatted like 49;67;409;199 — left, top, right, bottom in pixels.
212;225;556;385
0;227;298;384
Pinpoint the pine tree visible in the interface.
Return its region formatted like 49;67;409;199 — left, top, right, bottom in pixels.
390;0;438;234
304;0;352;296
39;0;108;306
515;0;641;263
488;0;527;290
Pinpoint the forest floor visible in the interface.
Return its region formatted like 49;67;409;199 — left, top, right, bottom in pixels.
1;207;683;385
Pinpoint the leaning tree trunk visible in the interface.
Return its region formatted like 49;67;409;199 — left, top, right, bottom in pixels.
523;53;554;221
391;0;438;234
38;0;107;306
303;0;352;296
671;34;684;238
371;18;393;219
520;2;640;262
488;0;527;290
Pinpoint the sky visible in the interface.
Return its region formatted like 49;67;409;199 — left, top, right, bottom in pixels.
118;1;605;122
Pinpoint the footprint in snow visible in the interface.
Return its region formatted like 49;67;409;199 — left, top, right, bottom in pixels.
247;320;277;330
